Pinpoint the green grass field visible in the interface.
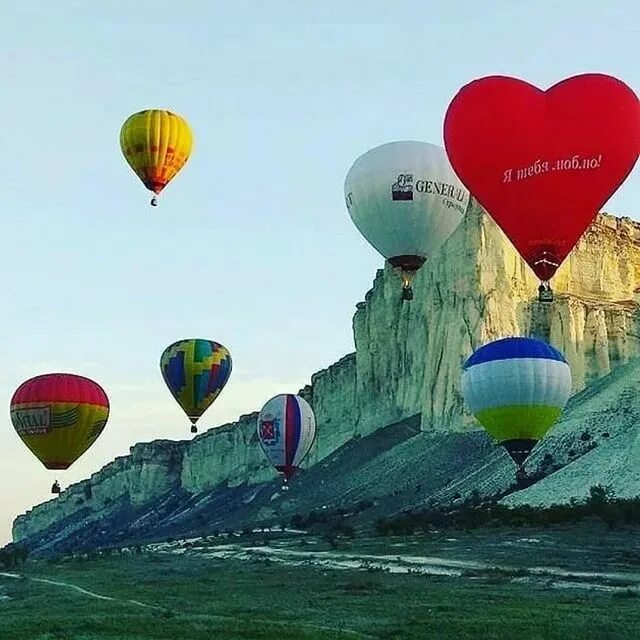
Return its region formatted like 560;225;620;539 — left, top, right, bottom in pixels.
1;541;639;640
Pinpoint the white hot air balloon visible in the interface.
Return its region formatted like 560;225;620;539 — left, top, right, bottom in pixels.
257;394;316;489
344;140;470;300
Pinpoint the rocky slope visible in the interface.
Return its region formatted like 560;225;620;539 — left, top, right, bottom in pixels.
502;357;640;508
13;202;640;553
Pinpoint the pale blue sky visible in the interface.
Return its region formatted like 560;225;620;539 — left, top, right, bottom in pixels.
1;1;638;544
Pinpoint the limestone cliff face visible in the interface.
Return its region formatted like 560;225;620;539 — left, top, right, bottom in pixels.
304;354;358;465
12;441;183;543
180;414;270;493
350;203;640;437
13;202;640;545
180;353;360;494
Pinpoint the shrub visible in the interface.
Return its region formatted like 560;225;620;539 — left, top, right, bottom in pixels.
371;486;640;536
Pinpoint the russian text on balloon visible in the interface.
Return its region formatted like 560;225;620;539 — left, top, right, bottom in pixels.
503;154;603;183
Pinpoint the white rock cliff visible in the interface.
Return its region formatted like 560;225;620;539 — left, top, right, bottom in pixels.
13;201;640;543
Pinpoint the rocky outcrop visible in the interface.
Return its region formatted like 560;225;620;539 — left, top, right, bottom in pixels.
13;201;640;548
13;441;183;544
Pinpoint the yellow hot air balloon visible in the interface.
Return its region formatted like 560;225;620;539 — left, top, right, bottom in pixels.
10;373;110;494
120;109;193;206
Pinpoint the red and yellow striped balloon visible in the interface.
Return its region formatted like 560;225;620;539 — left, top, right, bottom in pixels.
10;373;109;470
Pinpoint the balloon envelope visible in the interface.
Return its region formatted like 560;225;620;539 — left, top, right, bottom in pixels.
344;140;470;273
444;73;640;282
10;373;109;470
257;394;316;480
160;339;232;427
460;337;571;466
120;109;193;200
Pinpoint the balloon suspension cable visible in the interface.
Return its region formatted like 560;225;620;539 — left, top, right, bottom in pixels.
515;464;527;484
538;280;554;303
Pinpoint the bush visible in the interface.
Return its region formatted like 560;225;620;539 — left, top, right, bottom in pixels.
375;518;392;537
0;544;28;568
323;531;339;549
339;524;356;539
588;484;614;505
371;485;640;536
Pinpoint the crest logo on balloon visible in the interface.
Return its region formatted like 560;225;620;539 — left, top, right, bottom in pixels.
259;418;280;445
391;174;414;201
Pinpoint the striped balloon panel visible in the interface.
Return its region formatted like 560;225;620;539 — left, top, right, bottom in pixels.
257;394;316;477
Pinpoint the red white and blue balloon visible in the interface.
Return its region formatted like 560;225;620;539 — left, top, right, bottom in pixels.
257;394;316;480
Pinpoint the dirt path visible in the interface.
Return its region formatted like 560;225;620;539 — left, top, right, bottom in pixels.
0;571;161;610
150;543;640;594
0;570;374;638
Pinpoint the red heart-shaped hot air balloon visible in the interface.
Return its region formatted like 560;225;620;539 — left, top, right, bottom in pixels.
444;73;640;289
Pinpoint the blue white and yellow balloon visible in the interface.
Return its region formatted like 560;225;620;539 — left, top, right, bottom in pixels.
460;337;572;471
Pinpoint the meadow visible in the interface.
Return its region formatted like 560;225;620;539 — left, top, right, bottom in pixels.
1;526;639;640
